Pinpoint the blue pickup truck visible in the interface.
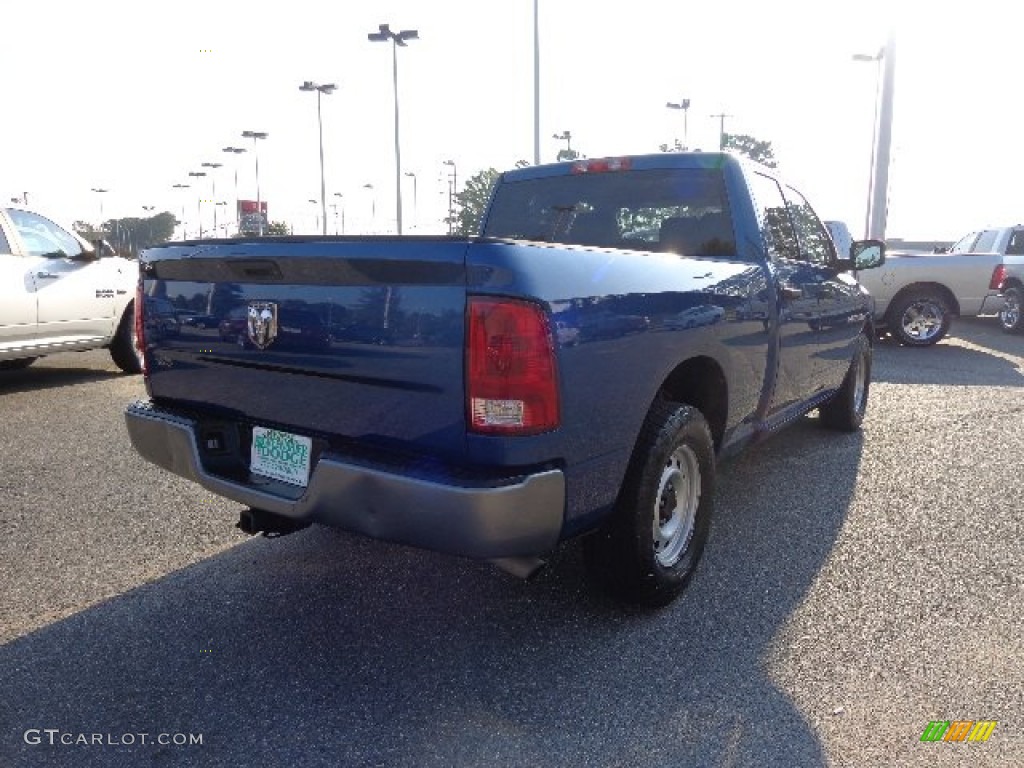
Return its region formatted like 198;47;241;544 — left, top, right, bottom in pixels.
125;153;884;607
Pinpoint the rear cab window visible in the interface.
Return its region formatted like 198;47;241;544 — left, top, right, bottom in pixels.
482;167;737;258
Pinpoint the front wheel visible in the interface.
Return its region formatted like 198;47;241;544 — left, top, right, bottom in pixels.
819;334;871;432
584;401;715;608
109;304;143;374
999;286;1024;334
886;292;951;346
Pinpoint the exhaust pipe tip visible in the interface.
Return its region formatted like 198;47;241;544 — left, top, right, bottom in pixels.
236;508;311;538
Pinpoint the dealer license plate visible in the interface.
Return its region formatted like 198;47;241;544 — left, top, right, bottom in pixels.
250;426;312;487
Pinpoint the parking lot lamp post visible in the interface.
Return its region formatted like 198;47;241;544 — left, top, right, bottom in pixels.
333;192;345;234
299;81;337;235
188;172;207;237
362;184;376;232
172;183;190;238
91;187;109;229
368;23;418;235
853;48;884;239
666;98;691;149
201;162;223;237
222;146;247;231
241;130;269;235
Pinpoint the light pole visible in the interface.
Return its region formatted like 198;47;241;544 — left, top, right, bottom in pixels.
368;22;418;235
666;98;691;150
172;183;190;238
854;47;885;240
201;163;223;237
241;130;269;235
533;0;541;166
188;171;207;237
91;187;109;228
710;112;733;150
299;81;337;235
334;192;345;234
362;183;376;232
404;171;417;230
308;199;319;234
443;160;458;233
553;131;576;161
222;146;246;233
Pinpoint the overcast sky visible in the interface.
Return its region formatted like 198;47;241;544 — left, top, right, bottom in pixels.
2;0;1017;240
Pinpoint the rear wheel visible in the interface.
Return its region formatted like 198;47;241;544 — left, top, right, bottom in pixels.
819;334;871;432
887;291;951;346
999;286;1024;334
0;357;37;371
109;304;142;374
584;401;715;608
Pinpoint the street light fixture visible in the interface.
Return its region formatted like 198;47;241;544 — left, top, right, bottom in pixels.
241;130;269;235
91;187;109;226
222;146;247;232
188;172;207;237
172;183;190;238
299;81;337;235
552;131;576;161
201;162;223;237
666;98;691;150
854;48;885;239
333;192;345;234
362;183;376;232
368;22;418;235
442;160;458;233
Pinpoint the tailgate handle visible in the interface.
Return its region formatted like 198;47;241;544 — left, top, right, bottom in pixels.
229;260;283;280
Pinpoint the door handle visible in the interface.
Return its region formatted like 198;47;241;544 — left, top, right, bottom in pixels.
34;271;59;280
779;283;802;300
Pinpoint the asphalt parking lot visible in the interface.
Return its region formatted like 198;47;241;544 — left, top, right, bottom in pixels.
1;318;1021;768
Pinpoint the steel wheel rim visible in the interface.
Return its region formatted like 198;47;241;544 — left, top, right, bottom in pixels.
1002;292;1020;329
900;301;944;341
853;345;868;414
653;445;701;568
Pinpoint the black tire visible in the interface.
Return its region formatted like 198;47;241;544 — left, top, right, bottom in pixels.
886;291;951;346
584;401;715;608
999;286;1024;334
0;357;37;371
109;304;143;374
819;334;871;432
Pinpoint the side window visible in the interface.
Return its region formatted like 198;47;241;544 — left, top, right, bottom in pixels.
6;209;84;258
949;232;979;253
782;186;835;267
0;219;11;255
1006;229;1024;256
972;229;999;253
748;173;799;261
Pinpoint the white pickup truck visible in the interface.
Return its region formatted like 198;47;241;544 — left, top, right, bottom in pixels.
826;221;1006;346
0;206;140;372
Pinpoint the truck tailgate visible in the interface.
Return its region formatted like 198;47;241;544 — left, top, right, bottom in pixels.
140;238;470;462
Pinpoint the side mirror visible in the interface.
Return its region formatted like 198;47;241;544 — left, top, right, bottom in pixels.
836;239;885;272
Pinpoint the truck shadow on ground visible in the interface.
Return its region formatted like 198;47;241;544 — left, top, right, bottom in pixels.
0;419;860;768
873;327;1023;387
0;365;125;395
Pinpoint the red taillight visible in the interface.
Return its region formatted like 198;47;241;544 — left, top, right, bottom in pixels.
134;279;147;376
467;297;560;435
990;265;1007;291
571;157;632;174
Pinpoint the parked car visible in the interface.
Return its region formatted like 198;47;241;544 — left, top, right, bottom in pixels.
0;206;140;372
825;220;1003;346
126;152;885;607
